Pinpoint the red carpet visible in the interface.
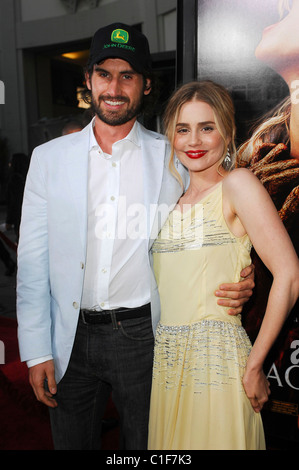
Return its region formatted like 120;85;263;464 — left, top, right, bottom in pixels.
0;316;119;450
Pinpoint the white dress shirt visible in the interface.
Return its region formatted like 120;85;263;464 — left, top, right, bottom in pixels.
81;119;151;310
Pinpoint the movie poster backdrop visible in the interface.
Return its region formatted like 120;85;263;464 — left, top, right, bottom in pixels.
192;0;299;446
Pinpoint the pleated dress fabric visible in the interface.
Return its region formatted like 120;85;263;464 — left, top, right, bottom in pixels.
148;182;265;450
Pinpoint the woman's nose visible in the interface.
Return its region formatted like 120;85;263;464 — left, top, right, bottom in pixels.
189;130;201;146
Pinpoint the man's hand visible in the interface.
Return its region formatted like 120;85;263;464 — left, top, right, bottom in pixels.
29;360;58;408
215;264;255;315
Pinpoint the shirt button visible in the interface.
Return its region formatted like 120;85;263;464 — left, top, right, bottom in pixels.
110;196;115;201
112;162;117;167
80;262;84;269
102;268;107;273
73;302;79;309
100;302;105;308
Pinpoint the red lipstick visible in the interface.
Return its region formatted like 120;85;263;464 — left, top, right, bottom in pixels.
185;150;207;159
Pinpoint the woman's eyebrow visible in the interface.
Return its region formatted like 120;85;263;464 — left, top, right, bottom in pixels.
176;120;215;126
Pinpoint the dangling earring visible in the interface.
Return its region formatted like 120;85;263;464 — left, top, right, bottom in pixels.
223;148;231;169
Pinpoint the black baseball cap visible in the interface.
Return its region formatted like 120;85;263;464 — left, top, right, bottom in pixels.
87;22;152;75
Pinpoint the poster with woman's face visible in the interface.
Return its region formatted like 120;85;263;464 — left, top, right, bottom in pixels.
193;0;299;447
196;0;294;137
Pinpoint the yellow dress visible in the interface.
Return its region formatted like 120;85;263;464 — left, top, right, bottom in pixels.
148;182;266;450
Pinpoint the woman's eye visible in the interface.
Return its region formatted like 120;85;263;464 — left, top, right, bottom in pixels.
177;128;189;134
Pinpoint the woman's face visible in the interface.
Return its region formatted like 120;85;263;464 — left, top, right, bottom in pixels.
174;100;225;175
255;0;299;79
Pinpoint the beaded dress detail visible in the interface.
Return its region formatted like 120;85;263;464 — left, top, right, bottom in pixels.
148;182;265;450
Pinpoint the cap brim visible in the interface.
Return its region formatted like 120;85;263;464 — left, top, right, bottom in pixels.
90;49;147;74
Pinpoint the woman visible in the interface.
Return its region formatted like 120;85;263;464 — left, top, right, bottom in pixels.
147;80;299;450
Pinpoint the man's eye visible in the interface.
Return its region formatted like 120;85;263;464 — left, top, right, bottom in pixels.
96;71;108;78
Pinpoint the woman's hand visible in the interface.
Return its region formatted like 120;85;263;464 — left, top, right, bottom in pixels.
242;366;271;413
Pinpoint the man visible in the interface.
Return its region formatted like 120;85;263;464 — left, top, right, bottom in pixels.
17;23;254;450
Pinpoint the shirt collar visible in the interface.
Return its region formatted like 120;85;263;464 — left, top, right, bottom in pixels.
89;117;141;154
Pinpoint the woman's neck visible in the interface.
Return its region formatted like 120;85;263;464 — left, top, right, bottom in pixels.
182;169;225;204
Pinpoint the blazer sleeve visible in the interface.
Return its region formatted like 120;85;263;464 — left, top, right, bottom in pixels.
17;146;52;363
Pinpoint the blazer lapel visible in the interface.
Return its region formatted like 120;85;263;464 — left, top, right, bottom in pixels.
138;124;183;247
138;125;165;241
64;124;91;253
63;122;185;255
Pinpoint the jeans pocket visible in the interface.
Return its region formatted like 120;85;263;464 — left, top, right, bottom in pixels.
119;316;154;341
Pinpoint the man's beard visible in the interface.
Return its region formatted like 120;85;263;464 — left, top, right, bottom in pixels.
91;93;144;126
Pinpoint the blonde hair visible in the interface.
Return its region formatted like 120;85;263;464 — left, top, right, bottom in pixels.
163;80;237;187
237;96;291;165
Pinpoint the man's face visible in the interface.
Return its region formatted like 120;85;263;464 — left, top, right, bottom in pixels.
86;58;151;126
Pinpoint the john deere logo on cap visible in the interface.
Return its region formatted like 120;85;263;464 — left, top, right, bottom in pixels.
111;29;129;44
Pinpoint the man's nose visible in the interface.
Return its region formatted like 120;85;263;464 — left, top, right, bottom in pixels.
106;77;122;96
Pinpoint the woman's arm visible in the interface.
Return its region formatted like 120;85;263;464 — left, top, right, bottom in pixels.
224;168;299;412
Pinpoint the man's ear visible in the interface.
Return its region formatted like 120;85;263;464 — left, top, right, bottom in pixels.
144;78;152;95
85;71;92;90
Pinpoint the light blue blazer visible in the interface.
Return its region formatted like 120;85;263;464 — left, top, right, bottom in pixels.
17;121;187;382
